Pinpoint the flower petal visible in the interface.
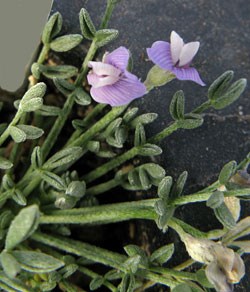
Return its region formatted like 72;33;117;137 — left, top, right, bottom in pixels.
104;46;130;70
88;61;121;77
179;41;200;67
87;72;120;88
170;31;184;65
172;66;205;86
147;41;173;70
90;72;146;106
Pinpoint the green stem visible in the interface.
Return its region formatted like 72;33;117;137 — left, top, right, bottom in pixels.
37;44;50;64
31;232;179;288
148;121;179;144
40;199;156;225
0;111;22;146
0;272;30;292
191;100;211;114
100;0;117;29
86;178;120;195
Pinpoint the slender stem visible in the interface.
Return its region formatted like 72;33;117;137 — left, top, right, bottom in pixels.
192;100;211;114
0;273;30;292
100;0;117;29
173;259;195;271
149;266;195;281
0;111;22;146
148;121;179;144
86;178;120;195
37;44;50;64
40;199;156;224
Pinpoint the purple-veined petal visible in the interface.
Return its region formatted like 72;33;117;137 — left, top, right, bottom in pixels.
88;61;121;77
172;66;205;86
104;46;130;70
87;72;120;88
147;41;173;70
170;31;184;65
90;71;146;106
179;41;200;67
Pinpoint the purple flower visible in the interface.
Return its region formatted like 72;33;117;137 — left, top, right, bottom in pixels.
87;47;146;106
147;31;205;86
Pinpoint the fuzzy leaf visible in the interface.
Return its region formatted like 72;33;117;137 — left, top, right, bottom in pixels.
138;143;162;156
219;161;237;185
5;205;40;250
37;64;78;79
9;126;26;143
123;107;139;123
89;276;104;291
130;113;158;128
43;147;83;170
79;8;96;40
208;71;234;101
169;90;185;120
22;82;46;102
53;78;75;96
31;146;43;169
50;34;83;52
20;98;43;112
150;243;174;264
37;105;62;116
158;176;173;199
41;171;66;191
42;12;62;44
12;251;64;273
95;29;119;48
0;251;21;278
172;171;188;198
214;202;236;229
16;125;44;140
134;123;146;146
145;65;175;90
178;113;203;129
66;181;86;198
74;87;91;105
0;157;13;170
206;191;224;209
11;189;27;206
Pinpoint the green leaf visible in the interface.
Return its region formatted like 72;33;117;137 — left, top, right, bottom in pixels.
211;78;247;109
42;12;63;44
154;200;165;216
87;141;100;153
95;29;119;48
138;168;151;189
144;163;166;180
222;216;250;244
12;251;64;273
89;276;104;291
134;123;146;146
66;181;86;198
169;90;185;120
156;207;175;233
37;64;78;79
171;284;192;292
11;189;27;206
9;126;26;143
214;202;236;229
31;146;43;169
22;82;47;102
41;171;66;191
43;147;83;170
145;65;175;90
206;191;224;209
196;269;214;288
0;251;21;279
119;273;135;292
53;78;75;96
79;8;96;40
1;174;14;190
37;105;62;116
20;97;43;112
219;161;237;185
208;71;234;100
150;243;174;264
158;176;173;199
123;255;141;274
130;113;158;128
172;171;188;198
0;210;14;229
178;113;203;129
50;34;83;52
123;107;139;123
138;143;162;156
0;157;13;170
74;87;91;105
104;118;123;137
16;125;44;140
5;205;40;250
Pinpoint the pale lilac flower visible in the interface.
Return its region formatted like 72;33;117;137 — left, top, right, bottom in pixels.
147;31;205;86
87;47;146;106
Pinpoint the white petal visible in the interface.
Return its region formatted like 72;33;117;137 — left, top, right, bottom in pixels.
88;61;121;77
178;41;200;67
170;31;184;65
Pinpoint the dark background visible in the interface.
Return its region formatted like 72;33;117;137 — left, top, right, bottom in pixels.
51;0;250;291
